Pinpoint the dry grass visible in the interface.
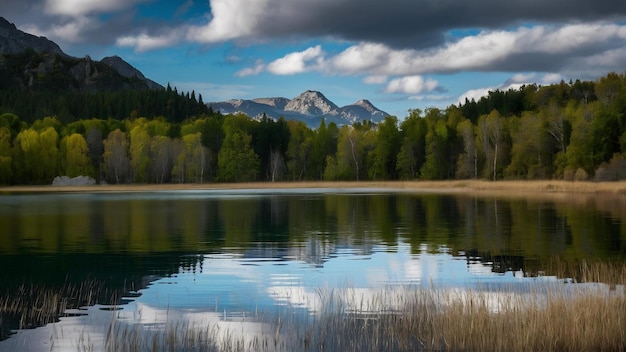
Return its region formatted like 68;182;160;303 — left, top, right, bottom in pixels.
97;284;625;352
537;258;626;288
0;281;111;340
85;261;626;351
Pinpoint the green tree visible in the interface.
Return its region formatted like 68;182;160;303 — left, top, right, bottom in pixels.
39;127;60;182
456;119;478;179
420;108;457;179
12;129;39;183
335;126;362;180
172;132;210;183
0;127;12;184
252;116;289;180
0;113;24;140
309;119;338;180
12;127;58;184
477;110;508;180
103;129;130;184
217;130;259;182
180;116;223;180
396;109;427;179
369;115;400;180
149;135;175;183
506;112;551;179
286;120;313;181
128;121;151;182
60;133;93;177
563;102;598;175
85;126;104;183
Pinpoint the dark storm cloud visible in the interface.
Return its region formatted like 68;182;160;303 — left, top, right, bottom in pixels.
0;0;170;51
5;0;625;51
3;0;626;76
253;0;626;49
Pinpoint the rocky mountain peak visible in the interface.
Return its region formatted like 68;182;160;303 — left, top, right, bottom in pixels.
100;55;162;90
0;17;64;55
0;16;163;91
354;99;377;111
209;90;389;127
101;56;145;79
284;90;339;115
0;17;16;31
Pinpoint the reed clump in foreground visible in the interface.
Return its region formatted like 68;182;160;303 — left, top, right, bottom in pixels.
100;283;625;352
0;280;113;341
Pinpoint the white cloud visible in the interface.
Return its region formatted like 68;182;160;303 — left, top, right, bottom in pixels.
575;47;626;71
363;75;388;84
117;30;184;52
236;60;266;77
385;76;439;94
508;73;536;84
266;45;325;75
457;87;494;104
23;15;98;44
532;23;626;53
456;72;557;104
49;16;97;43
320;23;626;77
186;0;272;43
44;0;147;16
330;43;393;74
541;73;564;84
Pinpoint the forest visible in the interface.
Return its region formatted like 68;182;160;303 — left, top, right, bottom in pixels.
1;71;626;185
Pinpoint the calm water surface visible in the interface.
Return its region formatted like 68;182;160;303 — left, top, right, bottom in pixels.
0;188;624;351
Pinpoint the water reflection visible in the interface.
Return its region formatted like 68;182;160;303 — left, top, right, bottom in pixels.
0;189;625;350
1;190;624;259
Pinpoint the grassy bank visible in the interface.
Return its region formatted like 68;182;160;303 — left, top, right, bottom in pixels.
4;179;626;196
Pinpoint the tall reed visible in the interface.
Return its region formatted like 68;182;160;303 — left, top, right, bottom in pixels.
0;280;107;340
96;282;625;352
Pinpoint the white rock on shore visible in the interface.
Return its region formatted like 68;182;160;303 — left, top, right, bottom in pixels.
52;176;96;186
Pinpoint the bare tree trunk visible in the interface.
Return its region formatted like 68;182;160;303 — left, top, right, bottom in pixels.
200;145;205;183
348;134;359;181
493;142;498;181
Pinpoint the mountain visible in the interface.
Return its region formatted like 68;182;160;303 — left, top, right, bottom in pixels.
0;17;162;91
340;99;389;122
284;90;339;116
209;90;389;126
0;17;64;55
251;97;290;110
100;55;162;90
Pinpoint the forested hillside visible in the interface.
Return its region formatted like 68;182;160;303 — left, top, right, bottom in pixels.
0;84;209;124
1;72;626;185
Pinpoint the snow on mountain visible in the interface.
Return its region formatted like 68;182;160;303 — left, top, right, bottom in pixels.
208;91;388;127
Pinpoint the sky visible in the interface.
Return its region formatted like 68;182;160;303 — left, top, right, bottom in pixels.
1;0;626;118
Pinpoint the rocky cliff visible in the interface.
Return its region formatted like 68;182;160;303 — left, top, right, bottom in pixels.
0;17;162;91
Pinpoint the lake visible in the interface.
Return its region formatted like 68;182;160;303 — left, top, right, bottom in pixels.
0;188;625;351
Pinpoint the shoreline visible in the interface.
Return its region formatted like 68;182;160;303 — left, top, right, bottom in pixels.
3;180;626;196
